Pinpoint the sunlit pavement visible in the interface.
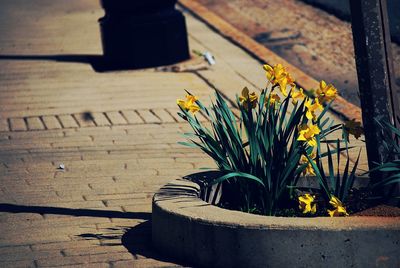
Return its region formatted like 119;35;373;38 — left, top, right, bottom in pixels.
0;1;367;267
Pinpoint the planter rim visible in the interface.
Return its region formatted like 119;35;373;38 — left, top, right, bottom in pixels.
152;177;400;267
153;178;400;230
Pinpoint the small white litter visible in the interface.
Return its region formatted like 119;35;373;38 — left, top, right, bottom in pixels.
203;51;216;65
192;50;216;65
57;163;65;170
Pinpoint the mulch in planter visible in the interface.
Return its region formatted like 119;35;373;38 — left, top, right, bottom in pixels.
352;205;400;217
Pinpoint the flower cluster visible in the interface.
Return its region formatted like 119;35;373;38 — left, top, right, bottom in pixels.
263;63;295;97
177;63;362;217
298;194;349;217
262;63;350;217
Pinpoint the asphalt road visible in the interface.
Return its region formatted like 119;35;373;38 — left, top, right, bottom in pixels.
197;0;400;107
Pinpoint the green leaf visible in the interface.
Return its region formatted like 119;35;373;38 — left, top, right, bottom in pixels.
177;141;198;148
379;167;400;172
371;174;400;187
326;143;335;191
211;171;265;187
305;150;331;198
317;100;333;122
342;148;361;202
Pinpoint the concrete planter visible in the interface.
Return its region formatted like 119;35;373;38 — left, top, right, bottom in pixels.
152;177;400;268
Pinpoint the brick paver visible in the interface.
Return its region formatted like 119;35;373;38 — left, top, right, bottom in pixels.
120;110;144;125
0;119;10;132
58;115;79;129
91;112;111;127
105;112;127;126
0;0;367;267
9;118;27;131
26;117;45;131
136;110;161;124
42;115;63;130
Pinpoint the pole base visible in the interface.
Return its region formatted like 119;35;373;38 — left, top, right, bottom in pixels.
99;9;190;70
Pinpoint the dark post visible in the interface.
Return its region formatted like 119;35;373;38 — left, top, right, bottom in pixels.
99;0;190;69
349;0;400;171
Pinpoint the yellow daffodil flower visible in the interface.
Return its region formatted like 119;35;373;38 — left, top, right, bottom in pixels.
297;123;321;147
300;152;316;176
277;72;295;97
267;92;281;106
344;119;364;140
317;80;338;103
263;63;295;97
177;94;200;114
298;193;317;214
291;87;306;105
305;98;323;121
327;196;349;217
263;64;286;84
239;87;258;110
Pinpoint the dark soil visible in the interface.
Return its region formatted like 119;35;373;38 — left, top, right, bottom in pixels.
352;205;400;217
206;184;400;217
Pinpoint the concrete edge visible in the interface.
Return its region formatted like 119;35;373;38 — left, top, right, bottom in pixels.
178;0;362;122
152;178;400;267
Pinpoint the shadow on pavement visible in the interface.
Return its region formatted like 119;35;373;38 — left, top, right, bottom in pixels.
122;221;190;267
0;203;150;220
77;221;189;266
0;204;187;264
78;230;127;247
0;54;146;72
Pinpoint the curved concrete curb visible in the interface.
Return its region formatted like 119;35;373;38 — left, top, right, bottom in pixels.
178;0;362;122
152;178;400;268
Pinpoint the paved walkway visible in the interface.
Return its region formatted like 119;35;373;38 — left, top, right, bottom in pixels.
0;1;367;267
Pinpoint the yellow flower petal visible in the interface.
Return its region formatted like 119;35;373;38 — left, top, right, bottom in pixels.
311;203;317;214
263;64;274;81
241;87;250;98
328;196;349;217
317;80;338;103
300;152;316;176
305;99;323;121
177;99;186;109
297;123;320;147
177;94;200;114
298;194;317;214
188;104;200;113
327;209;335;217
291;87;306;105
329;196;342;208
240;87;258;110
278;78;288;97
307;137;317;147
267;93;281;106
263;63;295;94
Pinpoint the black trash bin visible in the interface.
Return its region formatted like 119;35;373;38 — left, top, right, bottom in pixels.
99;0;190;69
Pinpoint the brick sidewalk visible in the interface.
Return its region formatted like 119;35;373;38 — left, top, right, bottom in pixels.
0;1;367;267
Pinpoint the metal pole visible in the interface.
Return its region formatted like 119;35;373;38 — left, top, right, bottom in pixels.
349;0;399;171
